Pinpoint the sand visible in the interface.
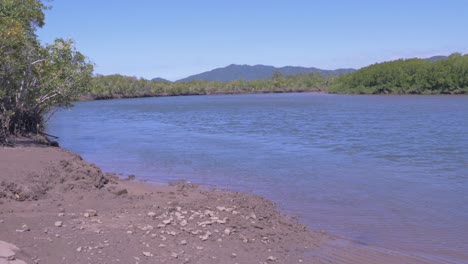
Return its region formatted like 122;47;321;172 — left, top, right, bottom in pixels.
0;144;448;263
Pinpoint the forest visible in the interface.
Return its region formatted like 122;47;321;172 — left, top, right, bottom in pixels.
87;54;468;99
87;72;332;100
329;53;468;94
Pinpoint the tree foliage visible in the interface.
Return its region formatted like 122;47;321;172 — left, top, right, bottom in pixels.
0;0;93;142
87;72;332;100
329;54;468;94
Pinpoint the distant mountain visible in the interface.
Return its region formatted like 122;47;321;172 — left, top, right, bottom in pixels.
424;55;448;62
176;64;355;82
151;77;171;82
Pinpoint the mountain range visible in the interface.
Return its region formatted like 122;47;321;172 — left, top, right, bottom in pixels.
174;64;355;82
151;55;449;83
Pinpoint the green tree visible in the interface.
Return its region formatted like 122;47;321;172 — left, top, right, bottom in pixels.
0;0;93;143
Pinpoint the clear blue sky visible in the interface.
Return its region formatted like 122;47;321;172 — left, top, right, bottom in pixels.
37;0;468;81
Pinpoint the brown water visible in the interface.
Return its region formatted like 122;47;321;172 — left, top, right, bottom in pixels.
48;93;468;263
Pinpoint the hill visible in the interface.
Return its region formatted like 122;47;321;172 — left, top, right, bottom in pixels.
176;64;354;82
329;53;468;94
151;77;171;82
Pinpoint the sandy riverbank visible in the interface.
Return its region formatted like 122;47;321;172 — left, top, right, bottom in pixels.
0;144;443;264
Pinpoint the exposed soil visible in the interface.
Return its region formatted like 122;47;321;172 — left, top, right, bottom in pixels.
0;144;445;263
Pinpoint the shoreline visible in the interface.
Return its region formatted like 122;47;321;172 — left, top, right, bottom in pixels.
0;143;451;263
79;88;324;102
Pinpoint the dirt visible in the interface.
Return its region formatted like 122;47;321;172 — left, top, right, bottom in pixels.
0;145;447;264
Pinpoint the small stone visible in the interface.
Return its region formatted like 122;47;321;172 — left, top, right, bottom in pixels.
58;213;65;217
76;247;82;252
126;230;133;234
54;221;63;227
224;228;231;236
180;219;187;226
249;212;257;219
147;212;156;217
196;246;203;250
142;252;152;257
16;224;30;232
231;253;237;258
171;252;178;258
180;240;187;245
84;210;97;218
267;256;278;262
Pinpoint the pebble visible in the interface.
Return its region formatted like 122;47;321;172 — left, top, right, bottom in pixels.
180;240;187;245
171;252;178;258
84;210;98;218
147;212;156;217
76;247;82;252
224;228;231;236
16;224;30;232
54;221;63;227
267;256;278;262
142;252;153;257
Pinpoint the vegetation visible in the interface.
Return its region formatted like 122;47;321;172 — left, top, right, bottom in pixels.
0;0;93;143
88;72;333;100
329;54;468;94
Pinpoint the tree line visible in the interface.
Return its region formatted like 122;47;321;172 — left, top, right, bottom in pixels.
328;53;468;94
87;72;332;100
88;54;468;99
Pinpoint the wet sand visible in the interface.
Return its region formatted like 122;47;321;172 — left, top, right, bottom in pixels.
0;144;453;263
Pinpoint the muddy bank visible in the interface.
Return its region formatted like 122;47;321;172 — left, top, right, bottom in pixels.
0;145;444;263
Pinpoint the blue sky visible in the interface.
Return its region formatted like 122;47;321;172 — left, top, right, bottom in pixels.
37;0;468;81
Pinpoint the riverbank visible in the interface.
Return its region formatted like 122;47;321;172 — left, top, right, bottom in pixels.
79;88;324;101
0;143;449;263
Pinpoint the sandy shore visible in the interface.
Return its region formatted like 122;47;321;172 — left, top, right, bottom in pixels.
0;144;446;264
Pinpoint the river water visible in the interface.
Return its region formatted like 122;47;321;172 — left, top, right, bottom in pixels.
47;93;468;262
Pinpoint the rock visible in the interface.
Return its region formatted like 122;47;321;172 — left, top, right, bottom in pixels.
267;256;278;262
249;212;257;219
0;241;19;258
54;221;63;227
180;219;187;226
224;228;231;236
84;209;97;218
171;252;178;258
142;252;153;257
58;213;65;217
231;253;237;258
196;246;204;250
7;259;28;264
147;212;156;217
199;232;211;241
180;240;187;245
15;224;30;232
76;247;82;252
